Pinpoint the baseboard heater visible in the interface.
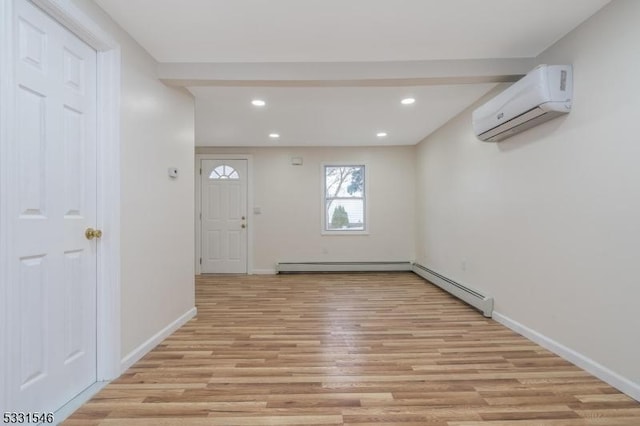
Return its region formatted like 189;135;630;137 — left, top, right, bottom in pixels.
277;261;413;273
412;263;494;318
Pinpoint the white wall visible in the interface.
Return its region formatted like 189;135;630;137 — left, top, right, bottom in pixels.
415;0;640;396
197;146;415;273
70;0;195;358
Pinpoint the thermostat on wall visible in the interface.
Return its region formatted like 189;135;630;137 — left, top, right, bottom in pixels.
168;167;178;178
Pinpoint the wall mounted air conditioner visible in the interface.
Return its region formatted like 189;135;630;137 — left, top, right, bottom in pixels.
473;64;573;142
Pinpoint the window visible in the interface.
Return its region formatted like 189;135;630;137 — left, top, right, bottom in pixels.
209;165;239;180
323;165;366;232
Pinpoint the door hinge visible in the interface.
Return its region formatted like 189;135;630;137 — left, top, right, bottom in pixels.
199;258;202;265
199;212;202;220
199;168;202;175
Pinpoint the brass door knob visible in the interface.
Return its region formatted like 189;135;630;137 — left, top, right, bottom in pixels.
85;228;103;240
241;224;246;229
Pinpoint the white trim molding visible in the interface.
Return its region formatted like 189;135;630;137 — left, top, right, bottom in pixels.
493;311;640;402
95;44;122;381
121;307;197;372
0;0;14;412
31;0;115;50
252;268;278;275
54;381;109;424
277;261;412;273
195;154;254;275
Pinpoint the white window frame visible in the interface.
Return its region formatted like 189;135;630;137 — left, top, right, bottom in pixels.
321;163;369;236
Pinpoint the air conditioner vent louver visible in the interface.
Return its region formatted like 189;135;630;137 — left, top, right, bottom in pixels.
473;65;572;142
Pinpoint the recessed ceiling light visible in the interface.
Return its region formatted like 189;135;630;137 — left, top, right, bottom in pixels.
251;99;266;107
401;97;416;105
376;132;388;138
269;133;280;139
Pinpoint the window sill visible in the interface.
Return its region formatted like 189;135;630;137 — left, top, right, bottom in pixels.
321;230;369;236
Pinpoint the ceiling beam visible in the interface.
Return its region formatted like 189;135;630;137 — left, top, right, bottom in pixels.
158;58;535;87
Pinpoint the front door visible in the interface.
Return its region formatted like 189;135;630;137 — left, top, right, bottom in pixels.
5;0;98;414
201;159;248;273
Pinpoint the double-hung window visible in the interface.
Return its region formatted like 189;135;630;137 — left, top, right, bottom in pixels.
323;165;366;233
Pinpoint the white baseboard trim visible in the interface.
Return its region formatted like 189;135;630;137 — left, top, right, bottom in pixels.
493;311;640;402
54;381;108;425
120;307;197;372
252;268;277;275
277;261;413;273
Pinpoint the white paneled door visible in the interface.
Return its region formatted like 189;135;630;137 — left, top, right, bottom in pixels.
5;0;98;414
201;159;248;273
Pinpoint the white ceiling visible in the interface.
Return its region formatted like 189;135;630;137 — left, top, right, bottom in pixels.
192;85;498;146
95;0;609;63
94;0;610;146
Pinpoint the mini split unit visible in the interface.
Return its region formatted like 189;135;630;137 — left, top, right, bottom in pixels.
473;64;573;142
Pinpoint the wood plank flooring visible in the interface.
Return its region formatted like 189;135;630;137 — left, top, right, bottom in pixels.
63;273;640;425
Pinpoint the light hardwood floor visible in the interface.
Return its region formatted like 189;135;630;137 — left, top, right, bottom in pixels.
63;272;640;425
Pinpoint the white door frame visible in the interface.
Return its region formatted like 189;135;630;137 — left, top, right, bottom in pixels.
195;154;254;275
0;0;122;410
